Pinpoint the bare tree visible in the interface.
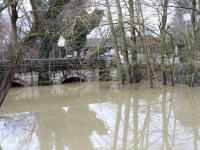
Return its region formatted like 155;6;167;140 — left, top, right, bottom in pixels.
105;0;124;84
135;0;153;88
8;0;18;50
115;0;131;84
159;0;169;85
188;0;196;87
128;0;140;83
0;0;7;12
174;0;198;87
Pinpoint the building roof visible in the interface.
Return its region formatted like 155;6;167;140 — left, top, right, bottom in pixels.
84;38;113;49
84;36;160;49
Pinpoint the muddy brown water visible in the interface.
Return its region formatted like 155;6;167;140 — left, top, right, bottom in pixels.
0;81;200;150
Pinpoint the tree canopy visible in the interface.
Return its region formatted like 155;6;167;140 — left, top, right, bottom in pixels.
0;0;104;105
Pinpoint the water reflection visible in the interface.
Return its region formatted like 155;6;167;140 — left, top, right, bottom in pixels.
36;106;107;150
0;82;200;149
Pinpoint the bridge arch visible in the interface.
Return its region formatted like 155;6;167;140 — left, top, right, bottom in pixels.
58;74;88;84
12;78;30;87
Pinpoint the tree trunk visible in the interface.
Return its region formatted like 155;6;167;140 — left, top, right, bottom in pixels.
105;0;124;84
136;0;153;88
0;1;20;106
128;0;140;83
160;0;169;85
115;0;131;84
198;0;200;11
169;54;175;86
169;36;175;86
10;1;18;48
169;70;174;86
0;54;24;106
188;0;196;87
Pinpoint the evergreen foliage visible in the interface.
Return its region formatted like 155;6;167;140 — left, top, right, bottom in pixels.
65;8;104;55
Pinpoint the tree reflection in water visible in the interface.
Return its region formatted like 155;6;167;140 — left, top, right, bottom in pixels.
0;82;200;149
36;105;107;150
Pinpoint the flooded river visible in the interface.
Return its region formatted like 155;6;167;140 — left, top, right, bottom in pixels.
0;82;200;150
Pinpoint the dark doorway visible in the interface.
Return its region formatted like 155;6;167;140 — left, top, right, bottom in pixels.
62;77;85;83
11;82;24;87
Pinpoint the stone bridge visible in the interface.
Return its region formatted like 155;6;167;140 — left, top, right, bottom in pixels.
0;58;106;86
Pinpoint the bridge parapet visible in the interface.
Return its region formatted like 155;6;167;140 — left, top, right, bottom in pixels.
0;58;106;86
